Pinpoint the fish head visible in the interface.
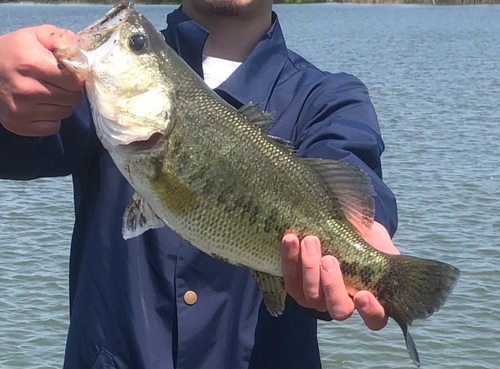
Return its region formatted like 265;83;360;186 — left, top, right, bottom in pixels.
54;2;172;151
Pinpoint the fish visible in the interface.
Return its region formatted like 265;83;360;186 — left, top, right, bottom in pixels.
54;2;460;367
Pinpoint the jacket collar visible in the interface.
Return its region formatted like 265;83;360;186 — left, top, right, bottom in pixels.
161;7;288;110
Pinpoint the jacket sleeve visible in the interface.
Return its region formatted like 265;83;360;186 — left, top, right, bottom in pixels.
293;72;398;237
0;99;94;180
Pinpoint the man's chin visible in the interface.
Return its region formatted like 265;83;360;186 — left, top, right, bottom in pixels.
207;0;243;16
195;0;253;17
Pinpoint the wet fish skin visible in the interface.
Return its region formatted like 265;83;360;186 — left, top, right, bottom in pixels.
54;3;460;367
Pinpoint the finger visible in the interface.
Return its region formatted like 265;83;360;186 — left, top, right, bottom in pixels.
40;67;84;93
354;290;388;331
281;234;304;301
7;120;61;137
10;102;74;125
31;26;83;91
364;222;400;254
35;104;75;121
32;58;84;93
11;78;83;108
301;236;325;308
35;25;76;51
320;256;354;321
36;82;83;107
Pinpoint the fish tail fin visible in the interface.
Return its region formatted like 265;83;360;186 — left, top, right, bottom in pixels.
380;254;461;367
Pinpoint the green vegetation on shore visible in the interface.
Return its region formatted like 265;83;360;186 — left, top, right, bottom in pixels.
1;0;498;4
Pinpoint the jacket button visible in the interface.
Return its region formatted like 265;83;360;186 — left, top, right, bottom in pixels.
184;291;197;305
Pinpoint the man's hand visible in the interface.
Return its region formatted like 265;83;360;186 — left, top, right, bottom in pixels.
0;25;84;137
281;221;399;330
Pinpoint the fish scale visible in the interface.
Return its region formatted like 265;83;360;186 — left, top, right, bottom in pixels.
54;2;461;367
144;99;333;275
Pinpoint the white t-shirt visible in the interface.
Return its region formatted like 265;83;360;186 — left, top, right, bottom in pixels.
202;56;242;89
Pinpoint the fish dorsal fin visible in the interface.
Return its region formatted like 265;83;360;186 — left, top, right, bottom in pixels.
305;158;375;238
251;270;286;317
267;135;295;153
238;102;275;131
238;102;294;152
122;192;165;240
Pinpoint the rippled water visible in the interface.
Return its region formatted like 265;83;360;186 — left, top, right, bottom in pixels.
0;3;499;369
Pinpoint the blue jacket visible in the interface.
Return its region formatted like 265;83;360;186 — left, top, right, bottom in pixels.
0;8;397;369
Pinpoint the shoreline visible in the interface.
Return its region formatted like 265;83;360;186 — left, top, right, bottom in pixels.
1;0;499;5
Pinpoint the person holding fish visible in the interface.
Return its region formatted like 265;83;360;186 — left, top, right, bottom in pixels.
0;1;459;368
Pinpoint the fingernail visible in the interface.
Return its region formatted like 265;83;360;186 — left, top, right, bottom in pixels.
321;256;335;272
304;237;318;253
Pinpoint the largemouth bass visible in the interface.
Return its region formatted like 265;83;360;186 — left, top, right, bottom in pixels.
54;2;460;367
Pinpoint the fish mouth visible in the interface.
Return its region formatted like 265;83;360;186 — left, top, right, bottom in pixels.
86;1;135;32
53;2;134;73
125;132;164;151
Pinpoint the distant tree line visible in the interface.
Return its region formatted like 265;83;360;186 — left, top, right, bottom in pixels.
276;0;498;2
0;0;182;2
1;0;498;4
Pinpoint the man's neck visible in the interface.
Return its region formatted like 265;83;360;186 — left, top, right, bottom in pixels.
182;2;273;62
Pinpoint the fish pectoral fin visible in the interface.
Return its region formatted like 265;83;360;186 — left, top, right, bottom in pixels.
122;192;165;240
251;270;286;317
238;102;275;132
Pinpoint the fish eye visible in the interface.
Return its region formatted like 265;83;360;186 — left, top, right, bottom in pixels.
129;34;149;53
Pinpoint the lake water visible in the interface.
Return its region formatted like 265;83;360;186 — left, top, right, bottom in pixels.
0;3;499;369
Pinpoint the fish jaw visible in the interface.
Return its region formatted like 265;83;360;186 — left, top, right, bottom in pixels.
53;2;173;151
53;2;129;78
53;45;91;80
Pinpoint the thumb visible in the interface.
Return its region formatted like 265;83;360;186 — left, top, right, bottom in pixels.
34;25;76;52
364;222;400;255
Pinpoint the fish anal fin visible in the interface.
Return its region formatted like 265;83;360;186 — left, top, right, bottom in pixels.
251;270;286;317
304;158;375;238
122;192;165;240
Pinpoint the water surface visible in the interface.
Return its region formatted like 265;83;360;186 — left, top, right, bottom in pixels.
0;3;499;368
